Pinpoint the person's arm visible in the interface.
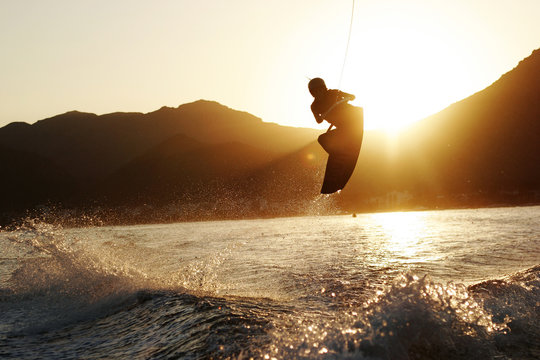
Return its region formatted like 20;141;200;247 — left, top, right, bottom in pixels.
338;90;355;101
311;104;324;124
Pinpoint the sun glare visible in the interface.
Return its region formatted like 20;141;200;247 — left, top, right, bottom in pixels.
371;211;429;259
337;3;473;134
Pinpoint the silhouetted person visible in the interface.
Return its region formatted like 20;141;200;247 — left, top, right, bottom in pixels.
308;77;363;155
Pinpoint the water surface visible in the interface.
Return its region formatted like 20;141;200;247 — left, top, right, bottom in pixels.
1;206;538;359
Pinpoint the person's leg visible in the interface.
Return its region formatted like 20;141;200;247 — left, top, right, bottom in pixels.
318;130;340;154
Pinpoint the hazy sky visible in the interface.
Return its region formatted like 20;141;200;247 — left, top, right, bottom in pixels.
1;0;539;131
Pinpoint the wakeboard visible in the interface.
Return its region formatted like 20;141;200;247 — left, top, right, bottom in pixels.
320;137;361;194
318;106;363;194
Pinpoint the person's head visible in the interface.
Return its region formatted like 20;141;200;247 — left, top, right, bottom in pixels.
308;77;327;98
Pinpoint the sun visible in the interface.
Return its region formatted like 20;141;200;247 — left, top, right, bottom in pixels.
338;7;469;133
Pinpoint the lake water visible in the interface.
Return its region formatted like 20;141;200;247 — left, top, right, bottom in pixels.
0;206;539;359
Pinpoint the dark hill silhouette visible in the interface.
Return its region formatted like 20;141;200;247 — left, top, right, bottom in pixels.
100;134;276;205
0;48;539;224
0;101;320;180
407;48;540;192
0;145;75;224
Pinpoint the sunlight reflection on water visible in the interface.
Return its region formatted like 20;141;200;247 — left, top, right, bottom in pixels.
370;211;442;264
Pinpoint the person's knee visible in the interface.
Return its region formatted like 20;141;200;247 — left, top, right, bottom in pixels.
318;133;332;152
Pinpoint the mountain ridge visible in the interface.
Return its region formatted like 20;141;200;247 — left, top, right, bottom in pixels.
0;100;320;180
1;49;539;224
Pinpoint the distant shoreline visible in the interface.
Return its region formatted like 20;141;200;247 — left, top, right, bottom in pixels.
3;202;539;230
